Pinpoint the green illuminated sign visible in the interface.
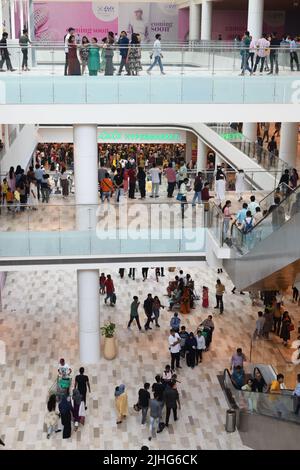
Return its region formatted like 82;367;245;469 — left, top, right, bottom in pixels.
98;131;181;142
220;132;244;141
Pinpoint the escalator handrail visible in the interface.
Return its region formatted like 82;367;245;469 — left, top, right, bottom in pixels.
223;367;240;391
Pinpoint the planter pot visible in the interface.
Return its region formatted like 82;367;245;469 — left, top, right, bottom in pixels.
103;336;117;360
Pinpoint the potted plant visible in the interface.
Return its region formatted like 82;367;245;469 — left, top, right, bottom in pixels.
101;322;117;360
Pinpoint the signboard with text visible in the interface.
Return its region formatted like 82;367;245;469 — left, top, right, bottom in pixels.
98;128;186;143
33;1;178;42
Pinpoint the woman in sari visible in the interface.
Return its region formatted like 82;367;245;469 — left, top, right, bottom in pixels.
68;35;81;75
115;384;128;424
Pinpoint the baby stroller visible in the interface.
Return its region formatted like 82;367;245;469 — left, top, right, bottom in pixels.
48;375;72;402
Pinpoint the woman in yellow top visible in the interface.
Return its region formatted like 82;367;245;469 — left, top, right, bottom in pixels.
115;384;128;424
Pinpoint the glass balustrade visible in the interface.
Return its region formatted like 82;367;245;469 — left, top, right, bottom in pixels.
230;184;300;255
209;124;291;175
0;201;206;257
0;44;298;104
223;369;300;425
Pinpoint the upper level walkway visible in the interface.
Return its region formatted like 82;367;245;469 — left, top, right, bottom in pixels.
0;44;299;106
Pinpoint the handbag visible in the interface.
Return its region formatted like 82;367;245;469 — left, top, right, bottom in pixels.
176;193;183;201
289;323;295;332
133;403;141;412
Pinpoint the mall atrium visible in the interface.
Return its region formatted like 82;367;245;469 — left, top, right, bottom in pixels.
0;0;299;452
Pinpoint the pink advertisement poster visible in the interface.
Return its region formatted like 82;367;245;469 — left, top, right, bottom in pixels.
33;1;179;42
212;10;286;40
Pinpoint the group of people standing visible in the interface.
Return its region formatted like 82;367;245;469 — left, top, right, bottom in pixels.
64;27;165;77
239;30;299;76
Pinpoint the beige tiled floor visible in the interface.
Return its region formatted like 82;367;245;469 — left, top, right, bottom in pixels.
0;265;299;450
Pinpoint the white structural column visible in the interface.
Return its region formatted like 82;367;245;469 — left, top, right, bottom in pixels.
78;270;100;364
247;0;264;40
279;123;298;167
189;1;200;41
10;0;15;39
20;1;24;33
0;2;2;35
243;123;257;141
197;138;208;172
201;0;212;41
73;124;100;363
74;124;99;229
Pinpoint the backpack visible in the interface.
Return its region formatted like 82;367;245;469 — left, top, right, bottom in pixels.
242;217;253;234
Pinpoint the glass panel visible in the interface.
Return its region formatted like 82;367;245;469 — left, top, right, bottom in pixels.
231;184;300;254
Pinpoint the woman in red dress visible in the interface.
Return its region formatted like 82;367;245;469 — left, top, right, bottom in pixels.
68;35;81;76
202;286;209;308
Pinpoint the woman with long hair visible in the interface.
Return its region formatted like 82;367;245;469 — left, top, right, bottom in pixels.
104;32;115;76
45;394;60;439
7;166;16;192
68;35;81;76
280;311;292;347
127;32;142;76
79;36;89;75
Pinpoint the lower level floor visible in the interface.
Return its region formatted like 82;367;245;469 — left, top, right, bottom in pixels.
0;264;299;450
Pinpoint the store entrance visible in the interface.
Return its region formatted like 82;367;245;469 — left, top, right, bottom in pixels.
35;142;187;171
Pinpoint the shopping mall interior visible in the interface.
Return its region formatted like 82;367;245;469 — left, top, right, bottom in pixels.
0;0;300;454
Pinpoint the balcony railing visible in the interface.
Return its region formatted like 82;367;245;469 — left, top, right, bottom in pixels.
0;200;207;258
0;44;298;105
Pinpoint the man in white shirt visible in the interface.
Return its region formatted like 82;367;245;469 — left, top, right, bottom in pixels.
149;163;161;198
252;33;270;74
64;27;75;75
168;329;182;370
248;195;260;215
147;34;165;75
58;358;72;377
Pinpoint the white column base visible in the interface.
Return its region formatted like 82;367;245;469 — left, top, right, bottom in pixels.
78;269;100;364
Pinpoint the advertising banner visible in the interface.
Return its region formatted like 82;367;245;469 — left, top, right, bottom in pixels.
98;128;186;144
33;1;178;42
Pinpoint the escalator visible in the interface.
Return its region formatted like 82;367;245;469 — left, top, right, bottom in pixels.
222;184;300;291
220;366;300;449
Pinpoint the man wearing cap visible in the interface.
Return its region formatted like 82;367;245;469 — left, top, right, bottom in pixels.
128;8;149;43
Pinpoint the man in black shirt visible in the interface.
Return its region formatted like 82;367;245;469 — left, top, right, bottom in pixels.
164;381;181;427
152;375;165;401
138;383;150;425
113;167;124;203
75;367;91;409
268;32;281;75
144;293;154;330
0;32;15;72
152;375;165;426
